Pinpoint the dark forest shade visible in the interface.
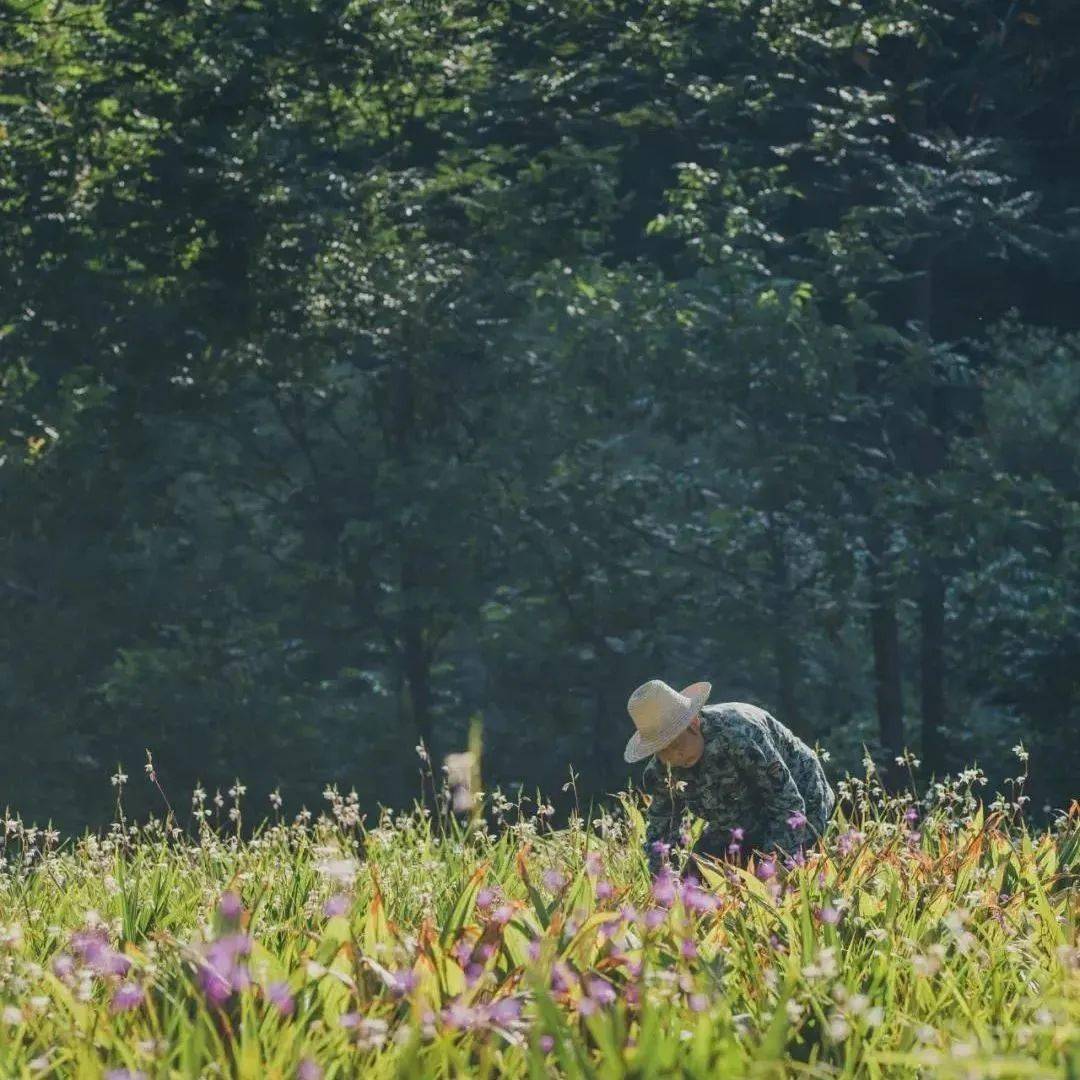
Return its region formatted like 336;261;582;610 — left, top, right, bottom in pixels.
1;0;1078;829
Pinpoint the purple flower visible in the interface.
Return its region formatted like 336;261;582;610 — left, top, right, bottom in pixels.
836;829;863;856
815;905;842;926
442;1001;479;1031
218;891;243;922
905;806;920;825
587;978;616;1006
689;993;709;1013
476;887;496;911
198;933;253;1006
755;859;776;882
53;954;75;980
787;811;808;831
680;939;698;960
488;996;523;1025
70;929;132;979
490;904;514;927
585;852;603;877
267;981;295;1016
451;940;473;967
70;928;109;965
651;869;677;906
644;908;666;930
619;904;639;924
579;996;597;1017
539;1034;555;1053
542;869;566;892
198;965;233;1007
727;843;742;858
339;1011;361;1029
323;894;350;918
389;969;418;998
730;827;745;842
465;963;484;986
99;951;133;977
650;840;671;858
527;940;542;962
110;981;144;1013
297;1059;323;1080
105;1071;147;1080
682;884;718;913
595;879;614;900
550;962;574;994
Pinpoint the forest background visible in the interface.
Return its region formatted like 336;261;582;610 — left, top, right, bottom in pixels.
2;0;1078;832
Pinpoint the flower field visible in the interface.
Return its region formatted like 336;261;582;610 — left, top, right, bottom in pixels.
0;764;1077;1079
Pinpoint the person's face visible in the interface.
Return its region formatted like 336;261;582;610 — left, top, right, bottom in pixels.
657;713;704;767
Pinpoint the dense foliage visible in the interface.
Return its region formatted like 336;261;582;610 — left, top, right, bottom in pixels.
2;0;1079;827
0;762;1077;1077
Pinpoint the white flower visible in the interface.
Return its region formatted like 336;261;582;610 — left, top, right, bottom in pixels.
826;1015;850;1041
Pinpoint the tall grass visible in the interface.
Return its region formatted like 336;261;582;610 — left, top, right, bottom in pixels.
0;754;1077;1078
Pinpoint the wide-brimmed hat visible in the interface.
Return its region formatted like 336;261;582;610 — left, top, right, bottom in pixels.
624;679;712;763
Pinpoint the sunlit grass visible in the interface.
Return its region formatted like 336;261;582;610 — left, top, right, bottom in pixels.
0;757;1077;1078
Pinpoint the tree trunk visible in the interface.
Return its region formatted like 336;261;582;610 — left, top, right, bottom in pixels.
400;545;433;749
918;557;947;773
867;519;904;783
767;519;801;730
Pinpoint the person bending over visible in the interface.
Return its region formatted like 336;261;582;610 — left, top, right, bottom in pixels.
624;679;835;872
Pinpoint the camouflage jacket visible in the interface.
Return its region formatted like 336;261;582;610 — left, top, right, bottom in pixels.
641;702;834;871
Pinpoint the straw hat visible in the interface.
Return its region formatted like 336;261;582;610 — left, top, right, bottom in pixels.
624;679;712;763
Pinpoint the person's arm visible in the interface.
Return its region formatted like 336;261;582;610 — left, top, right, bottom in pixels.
642;761;679;873
729;729;807;855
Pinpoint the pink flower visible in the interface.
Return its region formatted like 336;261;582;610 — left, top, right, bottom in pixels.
689;993;709;1013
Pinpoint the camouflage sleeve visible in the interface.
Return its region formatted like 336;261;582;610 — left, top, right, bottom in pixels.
641;761;678;873
730;731;807;855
